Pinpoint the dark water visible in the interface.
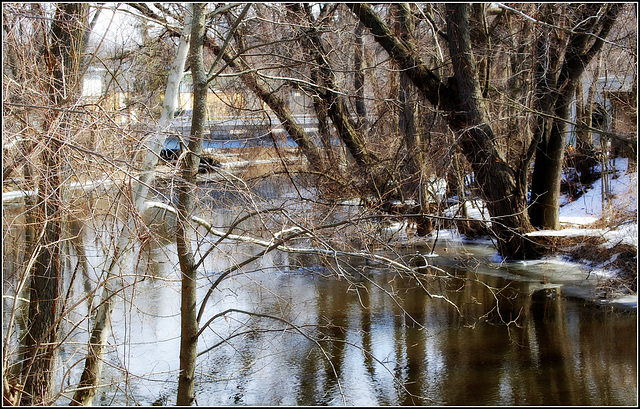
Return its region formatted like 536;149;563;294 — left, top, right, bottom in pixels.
2;177;637;406
118;240;636;406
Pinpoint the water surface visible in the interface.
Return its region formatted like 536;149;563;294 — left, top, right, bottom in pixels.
2;177;637;406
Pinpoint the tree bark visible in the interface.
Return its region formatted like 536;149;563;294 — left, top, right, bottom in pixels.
20;4;88;405
445;4;533;256
529;3;622;229
311;66;337;164
349;3;533;257
530;91;573;229
20;153;62;406
175;4;206;406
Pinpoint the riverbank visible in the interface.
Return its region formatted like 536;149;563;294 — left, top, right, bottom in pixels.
506;157;637;310
398;157;637;311
556;157;637;309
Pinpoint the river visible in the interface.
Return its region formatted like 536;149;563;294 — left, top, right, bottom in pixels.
2;174;637;406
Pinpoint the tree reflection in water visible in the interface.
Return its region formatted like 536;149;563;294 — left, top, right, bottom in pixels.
2;177;636;406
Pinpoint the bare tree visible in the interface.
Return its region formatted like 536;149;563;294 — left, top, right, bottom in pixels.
175;5;205;403
528;3;623;229
346;3;626;257
175;4;251;404
7;4;91;405
3;4;634;405
346;3;534;257
69;8;193;405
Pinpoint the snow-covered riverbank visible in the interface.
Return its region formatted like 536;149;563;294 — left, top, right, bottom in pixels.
550;158;637;309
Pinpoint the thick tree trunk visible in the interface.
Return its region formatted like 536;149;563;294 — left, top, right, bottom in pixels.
445;4;534;256
175;4;206;406
70;13;192;406
526;5;562;229
530;92;573;229
529;3;622;229
19;4;88;405
20;148;62;405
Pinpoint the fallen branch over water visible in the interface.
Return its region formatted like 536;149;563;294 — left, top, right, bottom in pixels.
143;201;457;318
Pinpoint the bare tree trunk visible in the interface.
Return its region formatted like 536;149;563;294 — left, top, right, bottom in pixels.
70;13;192;406
20;141;63;406
175;4;252;404
311;66;336;164
354;21;367;129
529;3;622;229
19;4;88;405
286;4;380;173
175;4;206;406
394;3;433;236
530;91;573;229
444;4;534;257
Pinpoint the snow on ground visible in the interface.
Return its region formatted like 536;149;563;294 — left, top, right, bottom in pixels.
471;157;637;308
559;157;638;247
557;157;637;308
443;157;638;247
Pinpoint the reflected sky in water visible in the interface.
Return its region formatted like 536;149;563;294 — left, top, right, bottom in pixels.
2;177;637;406
93;238;636;406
